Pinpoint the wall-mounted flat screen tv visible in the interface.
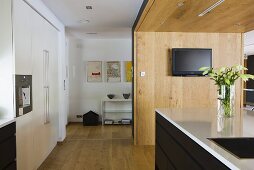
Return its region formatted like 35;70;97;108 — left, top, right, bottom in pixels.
172;48;212;76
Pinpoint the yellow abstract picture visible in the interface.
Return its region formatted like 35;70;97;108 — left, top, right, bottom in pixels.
125;61;132;82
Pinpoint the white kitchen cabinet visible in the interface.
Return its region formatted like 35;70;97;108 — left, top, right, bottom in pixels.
16;114;35;170
13;0;33;75
31;13;59;167
14;1;34;169
0;0;14;118
14;0;59;169
34;15;59;170
31;11;45;168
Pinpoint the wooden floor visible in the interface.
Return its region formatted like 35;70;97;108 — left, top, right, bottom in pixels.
39;123;155;170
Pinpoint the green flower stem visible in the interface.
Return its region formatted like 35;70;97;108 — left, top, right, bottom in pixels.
219;85;232;117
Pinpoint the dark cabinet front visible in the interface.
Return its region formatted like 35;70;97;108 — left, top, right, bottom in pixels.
0;122;16;170
156;144;175;170
155;112;229;170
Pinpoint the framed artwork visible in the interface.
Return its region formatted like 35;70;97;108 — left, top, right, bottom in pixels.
125;61;132;82
87;61;102;82
106;61;121;82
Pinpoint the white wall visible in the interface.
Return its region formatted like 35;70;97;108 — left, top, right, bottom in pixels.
68;38;82;122
0;0;14;118
23;0;67;141
68;38;132;122
244;30;254;56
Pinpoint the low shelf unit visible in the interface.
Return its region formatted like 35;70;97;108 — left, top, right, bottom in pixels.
101;99;132;125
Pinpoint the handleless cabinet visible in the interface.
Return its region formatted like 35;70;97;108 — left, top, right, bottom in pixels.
0;122;16;170
13;0;33;75
156;112;230;170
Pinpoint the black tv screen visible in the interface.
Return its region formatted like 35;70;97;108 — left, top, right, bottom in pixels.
172;48;212;76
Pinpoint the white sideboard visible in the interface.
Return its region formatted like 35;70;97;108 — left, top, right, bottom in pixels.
101;99;132;125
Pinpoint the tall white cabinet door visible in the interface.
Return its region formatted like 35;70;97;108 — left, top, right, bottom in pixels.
31;10;47;168
35;19;59;167
13;0;33;75
0;0;14;118
45;22;59;148
31;12;59;168
14;0;35;170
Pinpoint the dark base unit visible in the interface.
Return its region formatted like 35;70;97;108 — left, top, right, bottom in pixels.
246;91;254;103
155;112;229;170
4;162;16;170
0;122;16;170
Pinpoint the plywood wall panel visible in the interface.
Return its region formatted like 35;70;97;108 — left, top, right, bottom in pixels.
136;32;156;145
136;0;254;33
134;32;243;145
134;0;155;31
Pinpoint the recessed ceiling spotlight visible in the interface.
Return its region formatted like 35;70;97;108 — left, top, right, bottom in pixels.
86;6;93;10
86;33;97;35
198;0;225;17
78;19;90;24
234;23;241;27
177;2;185;7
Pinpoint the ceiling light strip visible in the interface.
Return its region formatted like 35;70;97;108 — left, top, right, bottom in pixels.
198;0;225;17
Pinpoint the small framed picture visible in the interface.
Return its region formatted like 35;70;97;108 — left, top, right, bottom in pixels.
106;61;121;82
125;61;132;82
87;61;102;82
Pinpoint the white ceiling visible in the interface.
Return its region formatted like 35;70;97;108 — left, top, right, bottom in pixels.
41;0;143;39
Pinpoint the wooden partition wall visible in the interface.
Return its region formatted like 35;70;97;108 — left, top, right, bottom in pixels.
134;32;243;145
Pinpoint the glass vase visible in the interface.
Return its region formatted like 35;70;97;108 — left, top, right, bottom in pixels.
217;84;235;117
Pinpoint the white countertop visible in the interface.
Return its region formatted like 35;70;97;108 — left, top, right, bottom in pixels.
156;108;254;170
0;118;16;129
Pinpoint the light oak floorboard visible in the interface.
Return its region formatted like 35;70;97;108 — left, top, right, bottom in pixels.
39;123;154;170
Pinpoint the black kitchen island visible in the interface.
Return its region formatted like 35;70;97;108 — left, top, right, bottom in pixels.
156;108;254;170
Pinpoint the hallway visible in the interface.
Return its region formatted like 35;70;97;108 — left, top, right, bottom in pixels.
39;124;154;170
